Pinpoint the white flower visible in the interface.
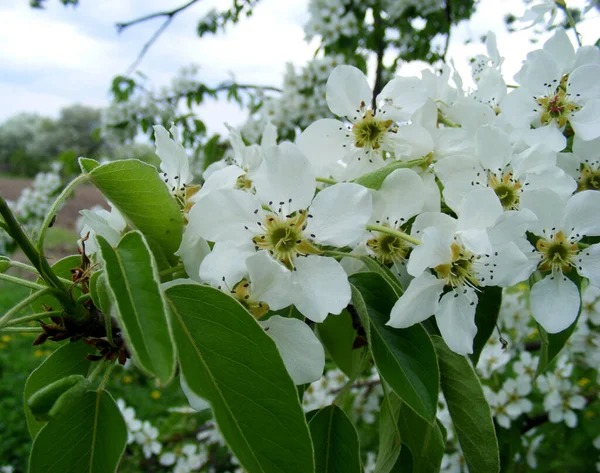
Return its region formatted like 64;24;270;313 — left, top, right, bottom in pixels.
521;189;600;333
558;134;600;192
154;124;194;198
79;202;127;255
513;351;539;379
297;64;428;179
116;398;142;444
545;390;586;428
134;421;162;459
517;0;557;28
477;336;511;378
388;188;530;355
187;141;372;321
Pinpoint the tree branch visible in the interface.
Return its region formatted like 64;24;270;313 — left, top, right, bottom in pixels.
116;0;203;76
371;7;385;110
442;0;452;61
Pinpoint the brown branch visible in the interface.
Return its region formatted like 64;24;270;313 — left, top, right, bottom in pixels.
371;7;385;110
442;0;452;61
117;0;203;76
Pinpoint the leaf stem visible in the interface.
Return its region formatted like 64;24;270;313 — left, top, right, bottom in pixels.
558;4;583;46
365;224;422;246
3;260;73;285
0;327;43;333
0;273;47;291
159;264;185;278
37;173;88;252
6;310;62;327
316;176;338;185
0;288;50;329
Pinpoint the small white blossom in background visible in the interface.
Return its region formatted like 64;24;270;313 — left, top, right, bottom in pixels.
0;466;15;473
134;420;162;459
116;398;142;444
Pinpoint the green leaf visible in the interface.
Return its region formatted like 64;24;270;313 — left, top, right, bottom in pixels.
470;286;502;365
24;341;94;438
396;393;445;473
350;272;439;423
31;255;82;314
79;157;100;173
353;160;421;190
86;159;183;264
165;284;315;473
89;271;111;315
97;231;175;385
536;317;579;377
433;336;500;473
28;374;87;421
29;390;127;473
317;309;369;378
357;257;403;297
308;405;361;473
374;388;402;473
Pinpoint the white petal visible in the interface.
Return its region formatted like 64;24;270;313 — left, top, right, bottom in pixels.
530;273;580;333
407;226;453;277
187;189;263;243
254;142;315;213
79;209;122;246
570;99;600;141
421;171;442;213
175;230;211;283
523;167;576;202
326;65;372;119
521;126;566;153
290;256;351;322
246;251;293;310
296;119;349;177
520;189;564;235
387;272;445;328
192;165;245;202
500;88;538;129
568;64;600;102
543;29;575;75
411;212;457;238
377;168;425;223
261;121;278;148
259;316;325;385
153;125;192;184
436;289;478;356
511;145;557;177
306;183;372;247
457;187;504;231
377;76;428;122
578;243;600;287
180;375;210;411
199;241;255;288
565;190;600;237
475;125;512;171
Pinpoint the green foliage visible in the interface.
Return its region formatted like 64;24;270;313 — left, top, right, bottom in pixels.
433;336;500;473
470;286;503;365
308;405;362;473
85;159;184;265
165;283;315;473
97;231;175;385
350;272;439;423
374;388;402;473
29;390;127;473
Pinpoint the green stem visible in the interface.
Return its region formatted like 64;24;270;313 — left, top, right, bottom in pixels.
437;114;460;128
0;327;43;333
159;264;185;278
76;293;92;305
365;224;422;246
316;176;338;185
97;362;116;391
6;310;62;327
37;173;88;252
3;261;72;285
0;195;82;318
0;288;50;328
105;310;114;346
87;361;105;383
0;273;47;291
322;250;360;260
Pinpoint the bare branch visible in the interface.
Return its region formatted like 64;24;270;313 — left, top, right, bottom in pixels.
117;0;203;75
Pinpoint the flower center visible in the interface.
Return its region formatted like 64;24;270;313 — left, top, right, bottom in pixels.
536;88;580;129
489;173;522;210
434;242;479;289
352;110;393;150
252;211;322;269
536;231;578;273
579;167;600;192
236;174;253;190
366;229;410;265
230;279;269;319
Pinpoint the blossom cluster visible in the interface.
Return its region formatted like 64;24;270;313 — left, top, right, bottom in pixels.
81;27;600;376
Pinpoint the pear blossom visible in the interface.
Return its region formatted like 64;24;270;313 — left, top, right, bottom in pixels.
520;189;600;333
517;0;558;28
79;202;127;255
134;421;162;458
153;124;194;200
388;188;532;355
297;64;428;179
487;377;533;428
558;135;600;192
545;389;586;427
186;141;372;321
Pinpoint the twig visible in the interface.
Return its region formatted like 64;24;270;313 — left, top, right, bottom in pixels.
117;0;204;76
442;0;452;61
371;7;385;110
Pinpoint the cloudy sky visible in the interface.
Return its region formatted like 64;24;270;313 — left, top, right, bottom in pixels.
0;0;598;133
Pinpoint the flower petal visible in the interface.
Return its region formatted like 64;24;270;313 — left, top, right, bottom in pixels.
387;272;445;328
377;76;428;122
253;142;316;214
175;230;211;283
291;255;351;322
192;164;245;202
259;315;325;385
153;125;193;185
246;251;293;310
306;183;372;247
199;241;255;288
577;243;600;287
296;119;349;177
530;273;580;333
377;168;425;224
436;288;478;356
407;226;453;276
326;65;373;119
565;190;600;237
570;99;600;141
180;374;210;411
